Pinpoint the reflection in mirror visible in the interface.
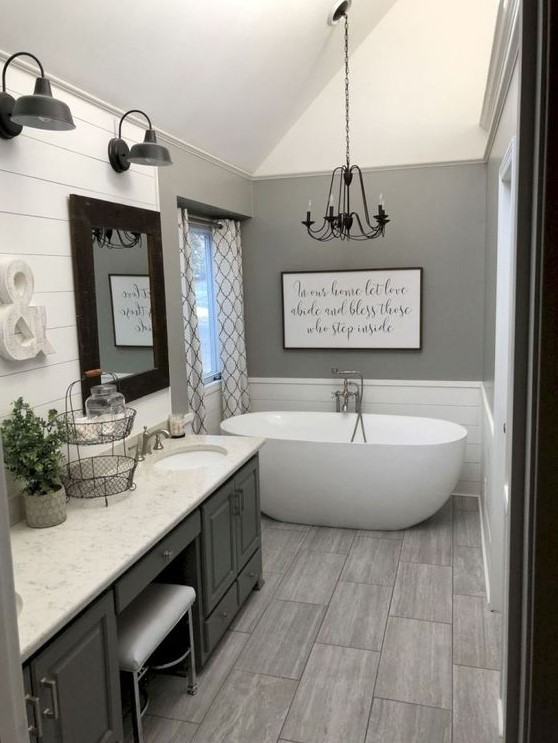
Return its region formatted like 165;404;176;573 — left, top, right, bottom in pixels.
92;230;155;376
69;195;169;404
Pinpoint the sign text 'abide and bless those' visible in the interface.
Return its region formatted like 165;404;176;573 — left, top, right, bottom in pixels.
281;268;422;349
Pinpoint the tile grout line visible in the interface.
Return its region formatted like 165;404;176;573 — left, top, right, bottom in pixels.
362;537;401;743
276;529;354;743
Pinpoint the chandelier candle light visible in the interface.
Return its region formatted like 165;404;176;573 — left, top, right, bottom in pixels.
302;0;390;241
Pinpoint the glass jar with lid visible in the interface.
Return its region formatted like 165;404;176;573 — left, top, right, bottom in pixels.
85;384;125;419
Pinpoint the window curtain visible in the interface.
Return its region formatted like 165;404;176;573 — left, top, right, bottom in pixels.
178;208;207;433
212;220;250;419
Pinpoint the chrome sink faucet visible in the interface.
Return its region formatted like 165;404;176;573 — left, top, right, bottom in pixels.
136;425;170;461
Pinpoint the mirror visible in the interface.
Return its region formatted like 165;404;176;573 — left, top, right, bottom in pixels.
69;195;169;404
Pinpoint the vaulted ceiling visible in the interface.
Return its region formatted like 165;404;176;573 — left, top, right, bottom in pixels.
0;0;498;175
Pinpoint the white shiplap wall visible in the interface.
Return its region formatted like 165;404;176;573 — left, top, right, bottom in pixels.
0;65;171;523
249;377;482;495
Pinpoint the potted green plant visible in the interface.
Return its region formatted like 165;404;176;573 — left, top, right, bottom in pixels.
1;397;67;528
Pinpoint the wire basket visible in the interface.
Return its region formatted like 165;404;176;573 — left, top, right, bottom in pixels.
61;455;137;503
58;408;136;446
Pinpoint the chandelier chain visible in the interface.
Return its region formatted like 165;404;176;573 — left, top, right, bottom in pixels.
344;13;350;168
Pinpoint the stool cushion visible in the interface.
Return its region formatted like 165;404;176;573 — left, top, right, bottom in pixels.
118;583;196;672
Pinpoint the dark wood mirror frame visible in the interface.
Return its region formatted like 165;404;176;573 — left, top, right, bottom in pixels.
69;194;169;404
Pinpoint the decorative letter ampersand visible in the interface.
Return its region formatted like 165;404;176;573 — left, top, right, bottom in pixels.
0;259;55;361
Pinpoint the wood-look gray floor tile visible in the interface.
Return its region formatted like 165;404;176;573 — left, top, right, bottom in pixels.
341;537;401;586
276;550;346;605
230;572;282;633
453;546;486;597
400;501;453;567
453;664;500;743
356;528;406;540
375;617;452;709
365;699;451;743
261;527;307;573
235;599;324;679
453;508;482;547
317;581;392;651
147;630;249;723
192;670;297;743
125;715;198;743
301;525;356;554
453;595;502;670
262;514;311;532
390;562;452;623
453;494;479;511
281;643;379;743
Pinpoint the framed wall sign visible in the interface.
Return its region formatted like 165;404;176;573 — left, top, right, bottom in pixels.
109;274;153;347
281;268;422;349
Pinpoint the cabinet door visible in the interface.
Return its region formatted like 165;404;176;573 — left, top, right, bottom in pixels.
201;480;237;614
235;457;261;570
30;591;122;743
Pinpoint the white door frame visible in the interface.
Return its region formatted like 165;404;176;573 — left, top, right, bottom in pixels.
0;446;28;742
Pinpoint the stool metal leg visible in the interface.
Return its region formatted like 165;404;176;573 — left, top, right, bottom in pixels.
131;671;144;743
186;607;198;695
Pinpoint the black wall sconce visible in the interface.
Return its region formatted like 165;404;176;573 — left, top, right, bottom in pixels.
108;109;172;172
0;52;75;139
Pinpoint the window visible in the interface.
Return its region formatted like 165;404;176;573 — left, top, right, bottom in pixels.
189;223;220;382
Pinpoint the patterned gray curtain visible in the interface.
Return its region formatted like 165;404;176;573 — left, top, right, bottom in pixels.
178;208;207;434
212;220;250;419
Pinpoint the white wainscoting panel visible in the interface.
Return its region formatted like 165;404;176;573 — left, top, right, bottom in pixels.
249;377;482;495
204;381;223;434
0;66;167;523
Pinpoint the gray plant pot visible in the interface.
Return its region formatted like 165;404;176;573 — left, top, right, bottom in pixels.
24;487;67;528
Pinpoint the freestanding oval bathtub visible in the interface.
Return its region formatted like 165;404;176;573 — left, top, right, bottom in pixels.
221;411;467;530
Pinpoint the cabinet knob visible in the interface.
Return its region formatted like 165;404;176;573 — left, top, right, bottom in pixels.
162;549;174;562
222;611;230;619
248;572;256;578
25;694;43;738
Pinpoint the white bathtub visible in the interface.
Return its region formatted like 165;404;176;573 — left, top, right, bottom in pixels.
220;411;467;530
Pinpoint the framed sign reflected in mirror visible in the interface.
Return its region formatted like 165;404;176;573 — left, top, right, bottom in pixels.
69;195;169;404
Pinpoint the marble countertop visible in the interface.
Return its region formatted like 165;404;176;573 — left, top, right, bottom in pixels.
10;434;264;662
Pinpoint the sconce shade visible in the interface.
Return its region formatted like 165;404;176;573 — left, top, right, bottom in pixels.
0;52;75;139
108;109;172;172
10;77;75;130
128;129;172;166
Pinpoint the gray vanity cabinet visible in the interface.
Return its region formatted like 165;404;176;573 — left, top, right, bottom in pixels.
235;457;261;569
24;591;122;743
201;455;262;656
201;478;238;614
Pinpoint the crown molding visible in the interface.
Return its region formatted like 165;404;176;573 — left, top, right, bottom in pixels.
0;49;252;181
480;0;520;146
252;158;486;181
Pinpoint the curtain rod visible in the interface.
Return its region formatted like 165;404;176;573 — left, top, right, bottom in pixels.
189;214;224;228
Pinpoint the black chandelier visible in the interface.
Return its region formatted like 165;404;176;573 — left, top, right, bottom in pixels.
92;228;142;249
302;1;389;241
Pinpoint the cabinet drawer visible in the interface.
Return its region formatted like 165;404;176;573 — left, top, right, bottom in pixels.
203;581;239;654
115;511;201;613
237;549;262;606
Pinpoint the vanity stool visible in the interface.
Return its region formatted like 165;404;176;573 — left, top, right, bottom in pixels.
117;582;197;743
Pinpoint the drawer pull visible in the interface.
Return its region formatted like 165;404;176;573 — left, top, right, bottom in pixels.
248;572;256;578
40;677;60;720
25;694;43;738
162;549;174;562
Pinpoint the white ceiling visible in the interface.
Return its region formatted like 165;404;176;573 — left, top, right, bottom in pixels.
0;0;399;173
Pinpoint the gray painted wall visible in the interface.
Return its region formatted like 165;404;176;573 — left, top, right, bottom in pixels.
483;66;519;412
157;143;253;412
242;163;486;380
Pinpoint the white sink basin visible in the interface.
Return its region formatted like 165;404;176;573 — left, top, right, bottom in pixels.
153;445;228;471
15;592;22;617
